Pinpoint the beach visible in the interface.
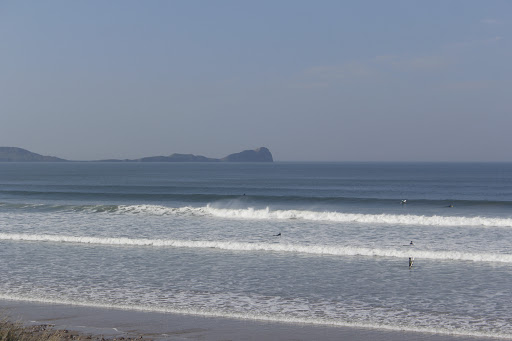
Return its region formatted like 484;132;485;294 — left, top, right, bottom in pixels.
1;300;497;341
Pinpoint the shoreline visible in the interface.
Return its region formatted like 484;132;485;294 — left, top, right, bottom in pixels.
0;300;499;341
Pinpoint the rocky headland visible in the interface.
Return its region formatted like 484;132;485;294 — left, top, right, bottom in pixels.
0;147;66;162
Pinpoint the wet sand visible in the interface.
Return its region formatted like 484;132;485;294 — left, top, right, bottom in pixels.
0;300;497;341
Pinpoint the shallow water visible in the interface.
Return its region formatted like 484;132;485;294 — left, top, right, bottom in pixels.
1;162;512;338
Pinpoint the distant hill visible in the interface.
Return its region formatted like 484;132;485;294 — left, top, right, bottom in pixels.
0;147;273;162
138;153;218;162
109;147;273;162
221;147;273;162
0;147;67;162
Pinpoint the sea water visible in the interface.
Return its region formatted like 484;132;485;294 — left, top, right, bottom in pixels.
1;162;512;338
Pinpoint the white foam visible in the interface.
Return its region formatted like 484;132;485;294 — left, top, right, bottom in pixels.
112;204;512;228
0;294;510;339
116;204;197;215
204;205;512;227
1;233;511;264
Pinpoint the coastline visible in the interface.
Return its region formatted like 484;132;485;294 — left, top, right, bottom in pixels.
0;300;497;341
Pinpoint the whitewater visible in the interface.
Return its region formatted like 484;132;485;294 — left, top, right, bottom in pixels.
133;203;512;227
1;162;512;339
1;232;512;264
5;201;512;227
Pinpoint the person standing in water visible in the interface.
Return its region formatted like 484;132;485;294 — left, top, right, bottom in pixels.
409;257;414;267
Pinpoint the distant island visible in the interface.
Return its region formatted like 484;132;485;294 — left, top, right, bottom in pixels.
0;147;67;162
0;147;273;163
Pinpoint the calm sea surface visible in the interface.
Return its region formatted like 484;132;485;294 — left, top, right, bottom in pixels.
1;162;512;338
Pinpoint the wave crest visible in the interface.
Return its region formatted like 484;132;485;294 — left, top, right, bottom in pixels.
1;233;511;264
112;204;512;228
203;205;512;227
3;201;512;227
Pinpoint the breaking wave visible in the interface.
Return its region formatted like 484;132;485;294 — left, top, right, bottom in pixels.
1;233;511;263
203;205;512;227
2;201;512;227
116;204;512;228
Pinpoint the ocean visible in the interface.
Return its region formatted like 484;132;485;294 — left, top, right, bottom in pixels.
1;162;511;339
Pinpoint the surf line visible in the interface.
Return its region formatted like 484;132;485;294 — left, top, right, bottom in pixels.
0;294;511;340
1;233;512;264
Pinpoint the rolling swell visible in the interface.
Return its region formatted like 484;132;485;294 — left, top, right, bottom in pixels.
0;190;236;203
1;232;511;263
2;188;512;208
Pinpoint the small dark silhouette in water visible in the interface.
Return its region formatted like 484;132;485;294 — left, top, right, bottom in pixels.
401;199;407;205
274;232;281;237
410;241;414;246
409;257;414;268
447;203;453;208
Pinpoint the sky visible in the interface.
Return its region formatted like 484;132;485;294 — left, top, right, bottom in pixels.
1;1;511;161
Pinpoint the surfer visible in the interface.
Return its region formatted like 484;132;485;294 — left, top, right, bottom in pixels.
401;199;407;205
410;241;414;246
409;257;414;268
448;203;453;208
274;232;281;237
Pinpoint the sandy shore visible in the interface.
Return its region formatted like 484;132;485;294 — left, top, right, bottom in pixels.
0;299;498;341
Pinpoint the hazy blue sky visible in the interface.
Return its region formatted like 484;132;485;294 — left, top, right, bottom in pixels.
1;1;511;161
